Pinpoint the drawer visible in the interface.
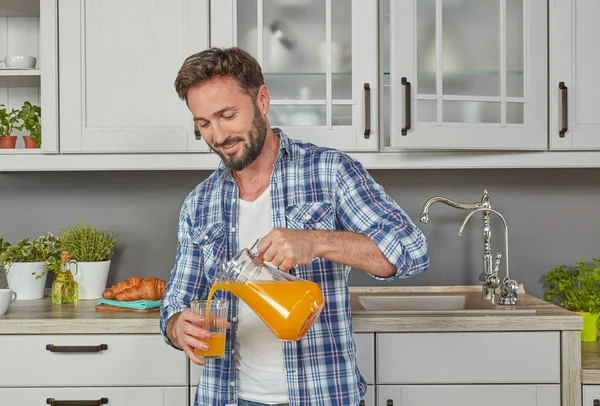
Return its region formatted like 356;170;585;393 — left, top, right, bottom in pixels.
0;387;187;406
0;335;187;387
376;332;560;384
583;385;600;406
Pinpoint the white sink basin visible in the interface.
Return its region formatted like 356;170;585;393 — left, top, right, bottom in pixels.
352;294;536;315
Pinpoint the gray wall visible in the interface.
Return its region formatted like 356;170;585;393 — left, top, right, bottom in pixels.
1;168;599;300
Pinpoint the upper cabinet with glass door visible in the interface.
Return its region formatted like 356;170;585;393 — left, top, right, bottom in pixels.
550;0;600;150
383;0;547;150
210;0;378;151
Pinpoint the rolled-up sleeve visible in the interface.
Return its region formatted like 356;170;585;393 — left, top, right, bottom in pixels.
159;197;207;349
335;154;430;280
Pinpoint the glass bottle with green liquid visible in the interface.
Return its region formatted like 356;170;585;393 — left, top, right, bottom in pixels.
52;250;78;304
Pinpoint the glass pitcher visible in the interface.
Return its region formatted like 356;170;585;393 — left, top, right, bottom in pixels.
207;240;324;341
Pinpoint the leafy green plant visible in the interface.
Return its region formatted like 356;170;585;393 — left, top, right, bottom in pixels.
0;104;19;137
16;101;41;147
59;222;118;262
0;238;9;255
0;234;62;278
543;258;600;314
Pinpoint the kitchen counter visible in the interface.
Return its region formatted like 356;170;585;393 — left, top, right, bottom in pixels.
0;285;581;334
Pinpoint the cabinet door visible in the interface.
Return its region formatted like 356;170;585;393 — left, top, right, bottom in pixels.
362;384;375;405
378;385;559;406
550;0;600;149
583;385;600;406
0;387;187;406
385;0;547;150
355;333;375;384
211;0;378;152
59;0;210;153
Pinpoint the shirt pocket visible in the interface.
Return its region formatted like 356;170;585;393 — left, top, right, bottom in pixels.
286;202;335;231
191;222;226;278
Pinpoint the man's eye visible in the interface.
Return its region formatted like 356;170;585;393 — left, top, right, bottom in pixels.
199;122;210;128
223;113;236;120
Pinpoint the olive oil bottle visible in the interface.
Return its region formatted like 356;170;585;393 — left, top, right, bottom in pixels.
52;250;78;304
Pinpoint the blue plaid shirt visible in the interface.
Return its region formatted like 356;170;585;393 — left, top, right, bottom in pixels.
160;129;430;406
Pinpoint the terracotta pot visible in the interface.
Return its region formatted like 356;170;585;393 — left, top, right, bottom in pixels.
0;136;17;149
23;135;38;148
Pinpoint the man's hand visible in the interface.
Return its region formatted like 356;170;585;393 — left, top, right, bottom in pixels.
257;228;318;271
167;309;230;366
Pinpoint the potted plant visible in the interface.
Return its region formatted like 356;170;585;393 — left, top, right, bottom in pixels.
0;104;19;149
16;101;41;148
59;223;118;299
0;234;61;300
543;258;600;342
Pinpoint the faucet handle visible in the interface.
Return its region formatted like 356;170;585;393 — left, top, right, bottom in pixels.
499;277;519;306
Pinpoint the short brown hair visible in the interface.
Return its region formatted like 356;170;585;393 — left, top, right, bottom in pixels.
174;47;264;103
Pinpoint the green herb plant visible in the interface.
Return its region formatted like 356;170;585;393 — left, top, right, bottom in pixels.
543;258;600;314
0;104;19;137
0;234;62;278
59;222;118;263
16;101;41;147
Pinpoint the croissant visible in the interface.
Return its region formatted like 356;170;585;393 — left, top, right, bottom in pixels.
115;277;166;301
102;276;143;299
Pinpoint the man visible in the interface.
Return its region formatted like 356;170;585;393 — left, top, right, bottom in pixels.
160;47;430;406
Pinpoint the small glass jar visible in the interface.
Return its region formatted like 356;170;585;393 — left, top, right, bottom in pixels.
52;250;78;305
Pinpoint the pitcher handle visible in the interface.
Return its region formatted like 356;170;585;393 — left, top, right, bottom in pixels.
248;238;260;257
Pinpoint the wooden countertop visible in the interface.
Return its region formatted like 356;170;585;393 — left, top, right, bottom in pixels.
0;285;582;334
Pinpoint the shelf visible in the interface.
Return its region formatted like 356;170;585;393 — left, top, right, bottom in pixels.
264;72;351;76
383;70;523;77
0;0;39;17
0;70;40;87
0;148;42;155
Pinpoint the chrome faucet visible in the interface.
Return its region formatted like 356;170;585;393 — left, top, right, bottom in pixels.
420;190;497;300
458;207;519;306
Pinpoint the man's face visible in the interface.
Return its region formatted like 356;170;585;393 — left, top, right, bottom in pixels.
187;77;268;171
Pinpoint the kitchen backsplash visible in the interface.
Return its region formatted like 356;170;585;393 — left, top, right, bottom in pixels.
1;168;599;300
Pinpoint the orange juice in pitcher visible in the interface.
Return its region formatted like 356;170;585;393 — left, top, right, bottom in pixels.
206;241;324;341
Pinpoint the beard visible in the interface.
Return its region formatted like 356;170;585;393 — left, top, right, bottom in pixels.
211;104;268;172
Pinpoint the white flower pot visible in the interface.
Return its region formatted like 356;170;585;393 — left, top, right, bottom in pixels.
5;262;48;300
72;260;111;299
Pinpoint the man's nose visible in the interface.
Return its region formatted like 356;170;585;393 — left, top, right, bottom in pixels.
212;122;230;144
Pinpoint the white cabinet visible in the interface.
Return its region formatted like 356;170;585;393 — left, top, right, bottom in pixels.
383;0;547;150
58;0;210;153
377;384;560;406
550;0;600;150
0;0;58;155
210;0;378;152
376;332;560;384
583;385;600;406
0;387;187;406
0;334;188;405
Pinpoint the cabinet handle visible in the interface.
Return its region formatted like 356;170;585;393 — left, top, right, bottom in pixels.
401;77;411;135
359;400;365;406
363;83;371;139
594;400;600;406
194;126;202;140
559;81;568;138
386;400;394;406
46;398;108;406
46;344;108;353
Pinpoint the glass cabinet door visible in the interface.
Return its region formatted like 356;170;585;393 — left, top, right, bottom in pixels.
211;0;378;151
384;0;547;150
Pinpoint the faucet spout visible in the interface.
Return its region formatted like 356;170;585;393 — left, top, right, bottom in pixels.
419;189;490;224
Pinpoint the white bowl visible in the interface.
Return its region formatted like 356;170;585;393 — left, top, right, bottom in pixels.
3;56;37;69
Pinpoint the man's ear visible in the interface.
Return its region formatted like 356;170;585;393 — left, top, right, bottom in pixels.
256;84;270;116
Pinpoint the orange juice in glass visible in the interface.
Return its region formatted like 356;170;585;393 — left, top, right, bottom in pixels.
191;299;229;358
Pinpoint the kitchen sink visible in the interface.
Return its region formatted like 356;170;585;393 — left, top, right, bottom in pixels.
352;294;536;315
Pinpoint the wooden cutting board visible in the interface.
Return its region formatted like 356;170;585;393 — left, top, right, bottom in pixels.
95;304;160;313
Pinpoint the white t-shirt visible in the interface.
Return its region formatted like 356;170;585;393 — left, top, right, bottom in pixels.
236;186;289;403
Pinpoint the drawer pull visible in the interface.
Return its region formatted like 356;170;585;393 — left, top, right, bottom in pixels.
387;400;394;406
359;401;365;406
46;398;108;405
594;400;600;406
46;344;108;353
